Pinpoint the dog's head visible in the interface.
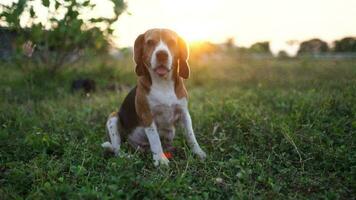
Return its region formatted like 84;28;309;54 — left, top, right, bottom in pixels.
133;29;190;79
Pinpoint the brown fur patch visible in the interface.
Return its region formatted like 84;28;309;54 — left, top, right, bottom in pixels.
173;63;188;99
175;77;188;99
135;76;153;127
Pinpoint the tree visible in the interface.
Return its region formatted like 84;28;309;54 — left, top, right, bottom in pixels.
0;0;126;73
333;37;356;52
224;37;235;49
249;41;271;54
297;39;329;55
277;50;289;59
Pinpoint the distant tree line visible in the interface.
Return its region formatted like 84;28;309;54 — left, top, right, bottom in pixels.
248;37;356;56
190;36;356;59
297;37;356;56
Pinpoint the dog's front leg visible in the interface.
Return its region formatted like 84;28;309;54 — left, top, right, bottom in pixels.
181;109;207;160
145;123;169;166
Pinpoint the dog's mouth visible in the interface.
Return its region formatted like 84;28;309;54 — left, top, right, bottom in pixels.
154;65;169;77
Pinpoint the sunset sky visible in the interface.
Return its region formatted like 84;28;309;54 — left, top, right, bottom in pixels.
2;0;356;55
113;0;356;55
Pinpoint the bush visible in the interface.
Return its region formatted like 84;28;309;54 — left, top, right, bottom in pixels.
333;37;356;52
249;41;271;54
0;0;126;73
297;38;329;55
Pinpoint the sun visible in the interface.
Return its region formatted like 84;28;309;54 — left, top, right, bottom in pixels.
177;27;209;43
156;0;220;44
174;25;212;44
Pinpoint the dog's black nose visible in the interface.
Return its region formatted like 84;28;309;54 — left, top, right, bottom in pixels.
156;50;168;62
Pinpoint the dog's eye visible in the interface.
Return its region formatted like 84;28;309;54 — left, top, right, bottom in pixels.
146;39;156;46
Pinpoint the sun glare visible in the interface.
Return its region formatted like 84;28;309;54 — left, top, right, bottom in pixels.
114;0;356;55
159;0;220;44
3;0;356;54
174;25;213;44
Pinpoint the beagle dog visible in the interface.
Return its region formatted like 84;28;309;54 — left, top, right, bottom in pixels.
102;29;206;166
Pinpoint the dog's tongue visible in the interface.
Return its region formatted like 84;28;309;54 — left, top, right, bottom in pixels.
155;66;168;76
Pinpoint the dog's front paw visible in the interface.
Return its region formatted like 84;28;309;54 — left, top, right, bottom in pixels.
101;142;120;157
153;153;169;167
194;148;207;160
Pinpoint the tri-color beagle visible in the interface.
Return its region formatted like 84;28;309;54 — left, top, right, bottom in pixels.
102;29;206;166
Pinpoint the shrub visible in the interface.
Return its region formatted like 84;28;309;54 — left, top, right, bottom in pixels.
0;0;126;73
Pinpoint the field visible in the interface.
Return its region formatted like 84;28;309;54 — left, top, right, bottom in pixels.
0;54;355;199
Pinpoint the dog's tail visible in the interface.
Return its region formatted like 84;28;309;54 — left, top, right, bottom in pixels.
102;112;120;156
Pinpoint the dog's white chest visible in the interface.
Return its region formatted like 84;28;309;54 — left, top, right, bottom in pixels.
148;84;177;107
147;81;185;128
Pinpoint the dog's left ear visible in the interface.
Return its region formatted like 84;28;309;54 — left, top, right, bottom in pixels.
178;36;190;79
134;34;146;76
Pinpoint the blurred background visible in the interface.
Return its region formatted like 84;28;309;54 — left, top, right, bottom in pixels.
1;0;356;65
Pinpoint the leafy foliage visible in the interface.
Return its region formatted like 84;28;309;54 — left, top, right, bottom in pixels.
277;50;289;59
249;41;271;54
333;37;356;52
297;39;329;55
0;0;126;73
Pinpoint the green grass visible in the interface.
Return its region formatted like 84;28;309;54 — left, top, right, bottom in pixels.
0;55;355;199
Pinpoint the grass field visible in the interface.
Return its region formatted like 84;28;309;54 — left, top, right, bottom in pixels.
0;54;355;199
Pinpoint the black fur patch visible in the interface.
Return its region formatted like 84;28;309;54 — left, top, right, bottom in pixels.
118;87;140;133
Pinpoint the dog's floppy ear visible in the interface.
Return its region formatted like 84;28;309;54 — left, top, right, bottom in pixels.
178;36;190;79
134;34;145;76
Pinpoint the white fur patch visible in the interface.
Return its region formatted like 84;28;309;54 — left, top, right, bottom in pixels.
144;123;169;166
180;109;207;160
101;141;113;150
103;115;121;156
150;40;173;71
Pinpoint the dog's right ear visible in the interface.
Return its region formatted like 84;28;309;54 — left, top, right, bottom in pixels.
134;34;145;76
178;36;190;79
